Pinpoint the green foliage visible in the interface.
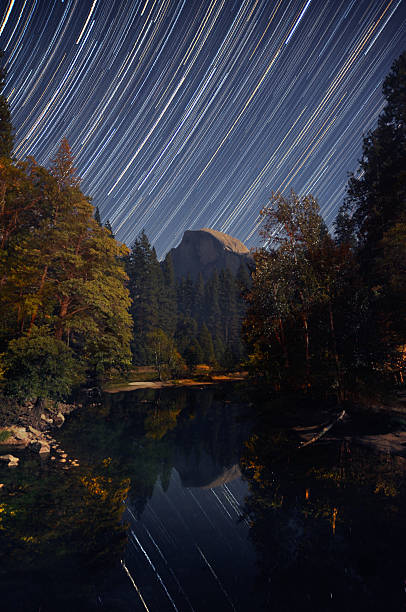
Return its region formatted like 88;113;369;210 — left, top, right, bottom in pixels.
159;253;177;337
245;191;356;394
183;337;204;367
198;323;216;364
334;52;406;379
0;429;11;442
246;55;406;395
0;136;133;402
125;230;163;364
3;330;81;401
145;328;186;380
125;230;249;372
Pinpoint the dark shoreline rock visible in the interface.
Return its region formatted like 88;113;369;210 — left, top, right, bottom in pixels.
0;396;81;465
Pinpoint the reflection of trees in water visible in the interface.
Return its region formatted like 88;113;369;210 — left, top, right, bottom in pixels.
0;455;129;610
241;428;406;611
97;386;251;494
0;385;251;608
172;388;251;487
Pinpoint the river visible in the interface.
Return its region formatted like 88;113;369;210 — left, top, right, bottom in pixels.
1;384;405;611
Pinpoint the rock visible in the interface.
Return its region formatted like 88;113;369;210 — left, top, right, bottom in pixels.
59;458;66;463
56;401;77;415
40;414;53;424
13;427;29;441
28;426;41;437
0;426;31;448
51;456;56;461
29;440;42;452
0;454;19;467
39;443;50;455
60;453;67;458
166;228;254;281
54;412;65;428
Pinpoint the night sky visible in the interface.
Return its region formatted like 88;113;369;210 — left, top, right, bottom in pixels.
1;0;405;257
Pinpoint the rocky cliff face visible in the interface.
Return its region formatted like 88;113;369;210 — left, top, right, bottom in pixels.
166;228;254;280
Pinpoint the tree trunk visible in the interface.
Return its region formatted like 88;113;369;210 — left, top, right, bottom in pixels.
328;301;343;401
56;296;69;340
27;264;48;336
278;318;289;368
302;314;310;385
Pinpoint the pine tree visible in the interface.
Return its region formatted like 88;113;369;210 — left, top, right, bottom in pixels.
219;269;239;347
105;219;114;238
0;51;13;158
204;271;224;362
340;51;406;276
183;337;203;367
193;273;205;325
159;253;177;337
1;143;132;395
125;230;162;363
336;52;406;378
175;315;198;355
94;206;102;225
50;137;80;190
198;323;216;364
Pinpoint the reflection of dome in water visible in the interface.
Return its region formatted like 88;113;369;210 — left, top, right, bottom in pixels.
175;447;241;488
201;464;241;489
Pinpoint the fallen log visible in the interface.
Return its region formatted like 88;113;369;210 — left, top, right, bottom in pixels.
298;409;346;448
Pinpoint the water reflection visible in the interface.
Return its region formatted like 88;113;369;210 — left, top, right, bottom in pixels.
241;420;406;611
1;385;405;611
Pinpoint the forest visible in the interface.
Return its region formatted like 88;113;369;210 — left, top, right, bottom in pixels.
0;50;405;410
244;51;405;400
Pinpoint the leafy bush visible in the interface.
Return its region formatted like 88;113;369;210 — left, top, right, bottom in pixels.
3;330;83;401
0;430;11;443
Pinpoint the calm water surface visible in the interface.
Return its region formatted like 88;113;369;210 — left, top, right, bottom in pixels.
1;384;405;611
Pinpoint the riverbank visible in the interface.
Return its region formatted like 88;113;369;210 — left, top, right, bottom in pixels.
292;394;406;458
0;396;79;467
103;372;248;393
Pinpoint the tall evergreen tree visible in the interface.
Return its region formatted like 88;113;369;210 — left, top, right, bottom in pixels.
193;273;205;325
198;323;216;364
104;219;114;237
159;253;177;337
205;271;223;361
335;52;406;376
125;230;162;363
1;139;132;396
94;206;102;225
338;52;406;273
50;137;80;190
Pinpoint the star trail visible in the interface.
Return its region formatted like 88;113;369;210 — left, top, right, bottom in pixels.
1;0;405;257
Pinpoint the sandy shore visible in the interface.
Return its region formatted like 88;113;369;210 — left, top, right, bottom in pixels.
104;374;247;393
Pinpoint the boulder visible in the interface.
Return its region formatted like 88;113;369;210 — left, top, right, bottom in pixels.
40;413;53;424
0;426;31;448
39;443;50;455
0;454;19;467
28;426;42;437
54;412;65;428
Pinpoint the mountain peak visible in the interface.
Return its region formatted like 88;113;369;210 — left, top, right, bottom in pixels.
165;228;253;280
